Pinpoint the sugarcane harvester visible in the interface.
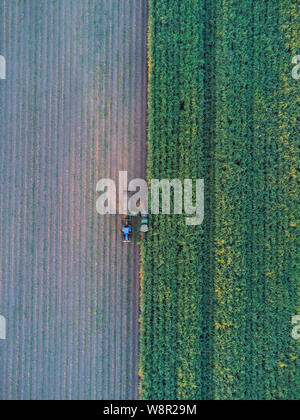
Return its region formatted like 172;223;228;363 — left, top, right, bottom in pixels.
140;212;149;241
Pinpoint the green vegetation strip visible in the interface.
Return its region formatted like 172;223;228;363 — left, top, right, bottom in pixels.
140;0;299;400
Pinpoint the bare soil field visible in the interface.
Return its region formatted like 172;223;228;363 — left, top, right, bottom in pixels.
0;0;147;400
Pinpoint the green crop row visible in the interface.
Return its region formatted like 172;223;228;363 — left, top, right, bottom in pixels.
213;0;299;400
140;0;211;400
140;0;299;400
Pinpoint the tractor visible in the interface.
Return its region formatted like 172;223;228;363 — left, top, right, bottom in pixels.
121;213;132;243
121;211;149;243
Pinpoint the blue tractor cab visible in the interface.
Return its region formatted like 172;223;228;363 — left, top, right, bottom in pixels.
121;214;132;243
122;224;131;242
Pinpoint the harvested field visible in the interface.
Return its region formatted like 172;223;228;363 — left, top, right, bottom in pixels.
0;0;147;400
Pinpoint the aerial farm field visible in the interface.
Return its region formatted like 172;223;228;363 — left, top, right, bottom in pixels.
0;0;147;400
140;0;299;400
0;0;299;403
